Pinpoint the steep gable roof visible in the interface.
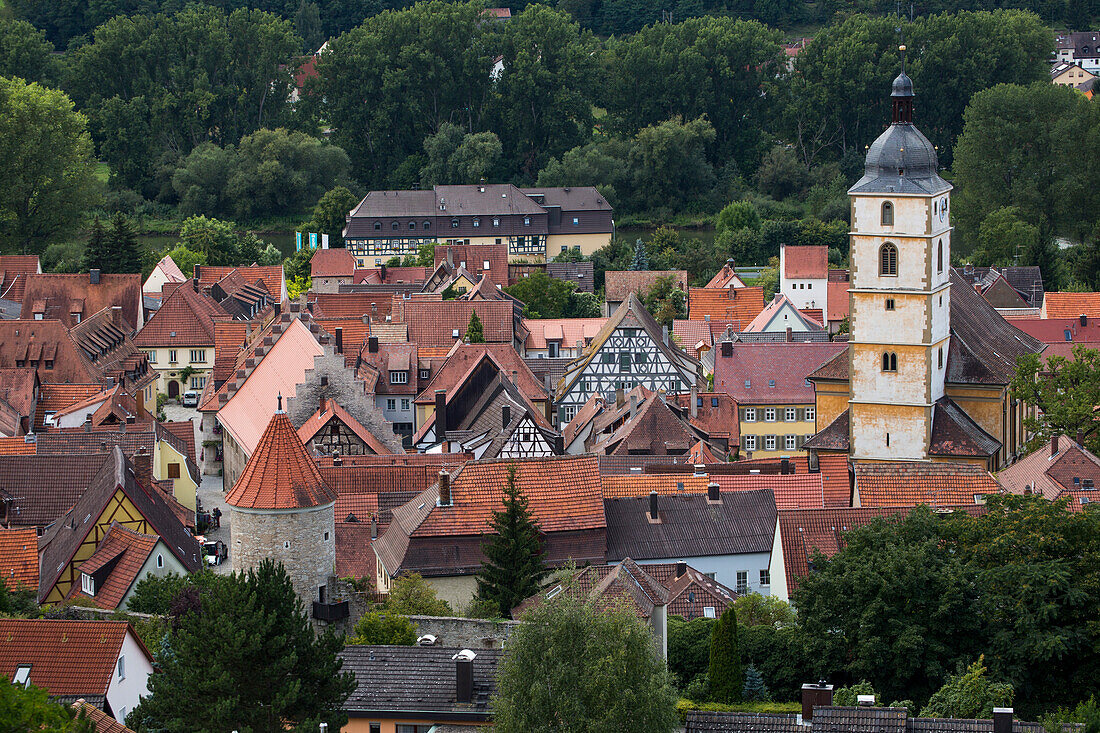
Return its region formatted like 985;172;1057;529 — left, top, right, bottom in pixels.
296;397;395;456
226;411;337;510
0;619;148;698
706;261;746;289
687;286;766;328
743;293;825;333
68;523;160;609
557;293;702;397
393;297;515;348
134;281;226;347
0;453;113;528
195;265;286;303
0;255;41;303
714;341;846;405
415;342;547;405
605;271;688;303
310;248;356;278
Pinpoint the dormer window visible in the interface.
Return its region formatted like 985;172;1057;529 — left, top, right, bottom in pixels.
33;312;43;320
81;572;95;595
492;217;500;227
71;313;81;323
473;218;480;228
390;370;408;384
13;665;30;687
451;218;460;228
409;221;416;230
391;221;399;230
374;221;382;230
523;216;531;226
881;201;893;226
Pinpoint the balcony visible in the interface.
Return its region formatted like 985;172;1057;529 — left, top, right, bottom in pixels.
313;600;349;622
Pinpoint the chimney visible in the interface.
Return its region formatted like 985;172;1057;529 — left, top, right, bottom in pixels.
438;470;451;506
690;385;698;418
111;305;122;325
1023;483;1032;495
786;326;793;343
1082;314;1088;327
380;263;387;282
648;491;659;521
83;417;92;432
334;327;343;354
781;457;791;475
801;682;834;721
132;447;152;489
721;341;732;358
333;452;342;466
370;514;378;540
662;324;669;345
693;464;705;477
707;482;720;503
453;649;475;704
675;561;687;578
615;388;624;408
502;404;511;427
368;336;379;353
125;415;135;425
1052;435;1060;457
90;269;100;284
511;370;517;386
1077;429;1085;446
553;435;564;454
630;394;638;415
993;708;1014;733
857;695;875;707
435;390;447;441
274;302;281;317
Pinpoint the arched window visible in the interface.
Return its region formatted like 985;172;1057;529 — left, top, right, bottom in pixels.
936;239;943;273
391;221;399;230
451;218;460;228
882;352;898;372
880;243;898;276
409;221;416;230
374;221;382;231
424;221;431;230
881;201;894;226
472;218;480;228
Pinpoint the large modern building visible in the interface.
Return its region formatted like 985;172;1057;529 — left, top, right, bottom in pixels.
342;184;613;266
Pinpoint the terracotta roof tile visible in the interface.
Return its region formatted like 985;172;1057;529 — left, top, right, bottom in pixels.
160;421;196;464
310;292;393;320
714;473;828;510
0;322;102;387
605;271;688;302
20;273;142;329
714;341;846;405
68;523;159;610
853;461;1002;507
394;299;514;348
0;527;38;589
434;244;510;288
687;287;766;328
0;255;41;302
1043;292;1100;319
782;246;828;279
310;248;356;278
335;521;377;579
195;265;285;303
0;436;36;455
72;701;136;733
227;411;337;510
672;320;713;352
523;318;606;351
133;281;226;347
0;619;139;697
668;392;740;441
297;397;395;456
706;262;746;289
827;276;850;321
414;344;546;404
602;474;711;499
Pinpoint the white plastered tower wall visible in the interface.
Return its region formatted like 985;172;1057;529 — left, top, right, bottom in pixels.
847;66;953;462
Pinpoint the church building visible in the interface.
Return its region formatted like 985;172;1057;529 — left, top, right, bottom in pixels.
804;64;1045;470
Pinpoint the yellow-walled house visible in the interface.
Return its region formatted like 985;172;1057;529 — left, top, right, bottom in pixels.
36;448;201;604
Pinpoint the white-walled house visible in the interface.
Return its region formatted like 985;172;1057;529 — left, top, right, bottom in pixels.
779;245;829;313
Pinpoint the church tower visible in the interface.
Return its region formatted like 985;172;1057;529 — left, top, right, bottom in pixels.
848;59;953;461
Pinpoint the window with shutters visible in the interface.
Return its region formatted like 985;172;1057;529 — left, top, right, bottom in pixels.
765;435;776;450
744;435;756;450
765;408;776;422
785;408;796;421
785;435;797;450
744;408;756;422
805;406;815;422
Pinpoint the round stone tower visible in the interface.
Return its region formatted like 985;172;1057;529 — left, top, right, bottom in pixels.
226;402;337;608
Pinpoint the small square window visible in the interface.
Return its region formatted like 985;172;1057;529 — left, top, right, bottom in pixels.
759;569;770;586
703;606;717;618
885;298;895;311
711;397;719;407
785;435;796;450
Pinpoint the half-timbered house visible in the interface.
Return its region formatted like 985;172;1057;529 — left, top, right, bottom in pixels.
554;293;702;428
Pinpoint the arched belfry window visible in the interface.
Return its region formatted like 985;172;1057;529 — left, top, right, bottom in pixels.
881;201;894;226
937;239;943;273
880;243;898;276
882;352;898;372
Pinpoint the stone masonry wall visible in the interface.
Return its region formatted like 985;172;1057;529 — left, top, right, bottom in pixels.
230;503;336;607
404;615;520;650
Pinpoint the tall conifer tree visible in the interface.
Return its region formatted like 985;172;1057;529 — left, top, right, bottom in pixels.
476;464;547;617
465;310;485;343
108;213;142;274
82;215;109;272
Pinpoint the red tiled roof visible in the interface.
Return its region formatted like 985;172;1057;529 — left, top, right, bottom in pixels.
602;474;711;499
226;411;337;510
605;271;688;303
706;262;745;289
799;308;823;326
0;436;36;455
68;523;159;610
1043;292;1100;319
310;292;393;320
1010;317;1100;349
160;421;196;464
0;527;38;589
827;279;850;321
687;286;766;327
21;273;142;329
336;521;377;578
714;473;827;510
134;281;226;348
33;384;106;430
195;265;285;303
714;341;846;405
672;320;713;352
393;298;515;348
415;455;605;536
0;367;36;418
72;701;136;733
434;244;510;288
853;461;1003;507
817;454;851;507
998;436;1100;510
782;246;828;279
414;343;546;404
310;248;356;278
0;619;143;697
0;255;40;302
296;397;395;456
524;318;607;351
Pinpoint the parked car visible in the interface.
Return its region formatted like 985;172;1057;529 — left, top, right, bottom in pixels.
182;390;200;407
202;540;227;566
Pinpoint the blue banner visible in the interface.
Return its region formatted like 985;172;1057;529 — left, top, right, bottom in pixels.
309;232;318;249
295;232;302;251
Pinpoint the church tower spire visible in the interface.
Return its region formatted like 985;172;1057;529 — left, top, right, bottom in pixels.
845;59;953;461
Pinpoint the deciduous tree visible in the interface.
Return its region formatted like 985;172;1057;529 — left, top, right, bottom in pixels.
348;609;417;645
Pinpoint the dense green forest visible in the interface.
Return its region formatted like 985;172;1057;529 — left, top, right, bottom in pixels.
1;0;1099;286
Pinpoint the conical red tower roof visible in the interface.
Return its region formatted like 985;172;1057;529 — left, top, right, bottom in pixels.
225;411;337;510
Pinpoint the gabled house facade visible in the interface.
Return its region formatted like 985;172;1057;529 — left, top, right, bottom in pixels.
555;294;703;428
134;281;227;398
